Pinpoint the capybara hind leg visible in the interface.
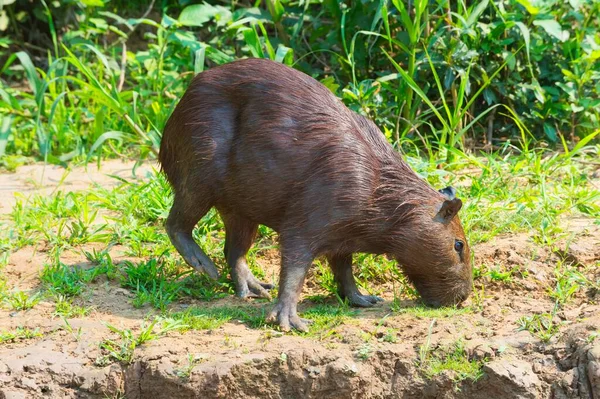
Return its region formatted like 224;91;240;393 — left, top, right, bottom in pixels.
328;254;383;308
166;195;219;279
222;214;273;299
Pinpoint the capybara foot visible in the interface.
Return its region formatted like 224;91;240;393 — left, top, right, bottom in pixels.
266;302;311;332
235;273;273;300
347;293;383;308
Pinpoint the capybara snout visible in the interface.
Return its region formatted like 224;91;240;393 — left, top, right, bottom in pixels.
158;58;472;331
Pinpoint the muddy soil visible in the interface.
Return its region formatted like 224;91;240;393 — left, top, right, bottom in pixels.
0;162;599;399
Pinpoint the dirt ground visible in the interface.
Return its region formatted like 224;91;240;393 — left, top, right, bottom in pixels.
0;161;599;399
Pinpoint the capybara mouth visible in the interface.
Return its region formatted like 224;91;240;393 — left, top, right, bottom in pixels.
421;287;471;308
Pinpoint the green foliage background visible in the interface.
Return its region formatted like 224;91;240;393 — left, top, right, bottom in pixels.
0;0;599;164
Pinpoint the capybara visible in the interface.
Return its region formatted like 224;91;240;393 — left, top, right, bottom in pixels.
159;58;472;331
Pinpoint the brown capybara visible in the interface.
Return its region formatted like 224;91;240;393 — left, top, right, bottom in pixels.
159;58;472;332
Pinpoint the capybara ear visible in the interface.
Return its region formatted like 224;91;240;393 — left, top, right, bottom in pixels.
434;198;463;224
438;186;457;200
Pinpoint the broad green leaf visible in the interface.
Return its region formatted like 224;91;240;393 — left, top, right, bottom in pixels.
568;0;582;9
0;10;8;31
87;131;128;161
178;3;231;27
543;123;558;142
0;0;17;5
320;76;340;94
567;129;600;159
517;0;539;15
204;45;234;65
533;19;568;42
514;22;531;61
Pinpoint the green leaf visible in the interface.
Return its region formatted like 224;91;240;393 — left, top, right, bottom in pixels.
513;22;531;62
516;0;539;15
466;0;489;27
533;19;568;42
80;0;105;6
274;45;293;65
87;131;127;161
0;115;13;157
543;123;558;142
178;3;231;27
265;0;284;23
242;27;264;58
0;10;8;31
194;47;205;74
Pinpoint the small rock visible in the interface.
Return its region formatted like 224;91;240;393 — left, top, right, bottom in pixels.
112;288;132;297
588;345;600;362
20;377;38;391
1;391;28;399
480;359;542;399
532;362;542;374
305;366;320;378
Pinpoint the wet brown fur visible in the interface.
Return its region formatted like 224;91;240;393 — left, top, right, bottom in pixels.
159;58;472;328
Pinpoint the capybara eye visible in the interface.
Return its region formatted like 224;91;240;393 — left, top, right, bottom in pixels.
454;240;464;252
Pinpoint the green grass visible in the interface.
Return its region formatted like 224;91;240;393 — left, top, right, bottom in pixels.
40;262;93;297
517;312;561;343
53;295;93;318
95;318;185;365
391;302;472;318
166;305;269;331
0;327;43;344
174;353;207;379
420;340;485;383
3;290;41;311
300;304;357;339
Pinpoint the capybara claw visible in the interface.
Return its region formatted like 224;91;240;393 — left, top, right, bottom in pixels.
234;274;273;300
190;258;220;280
347;293;383;308
267;304;310;333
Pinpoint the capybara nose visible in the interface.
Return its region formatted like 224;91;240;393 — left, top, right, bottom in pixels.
423;298;442;308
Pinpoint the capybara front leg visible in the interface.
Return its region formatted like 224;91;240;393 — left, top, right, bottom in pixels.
266;246;313;332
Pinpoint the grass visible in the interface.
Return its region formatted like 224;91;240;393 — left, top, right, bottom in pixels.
517;312;561;343
0;327;43;344
420;340;486;384
300;304;357;340
174;353;208;379
53;295;93;318
418;322;485;386
391;302;472;318
3;290;41;311
166;305;268;331
40;262;93;297
95;317;185;365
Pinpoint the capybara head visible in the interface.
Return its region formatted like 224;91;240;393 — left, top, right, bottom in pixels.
393;186;472;307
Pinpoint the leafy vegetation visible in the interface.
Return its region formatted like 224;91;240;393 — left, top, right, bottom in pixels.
0;327;43;344
1;0;598;164
420;339;486;383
